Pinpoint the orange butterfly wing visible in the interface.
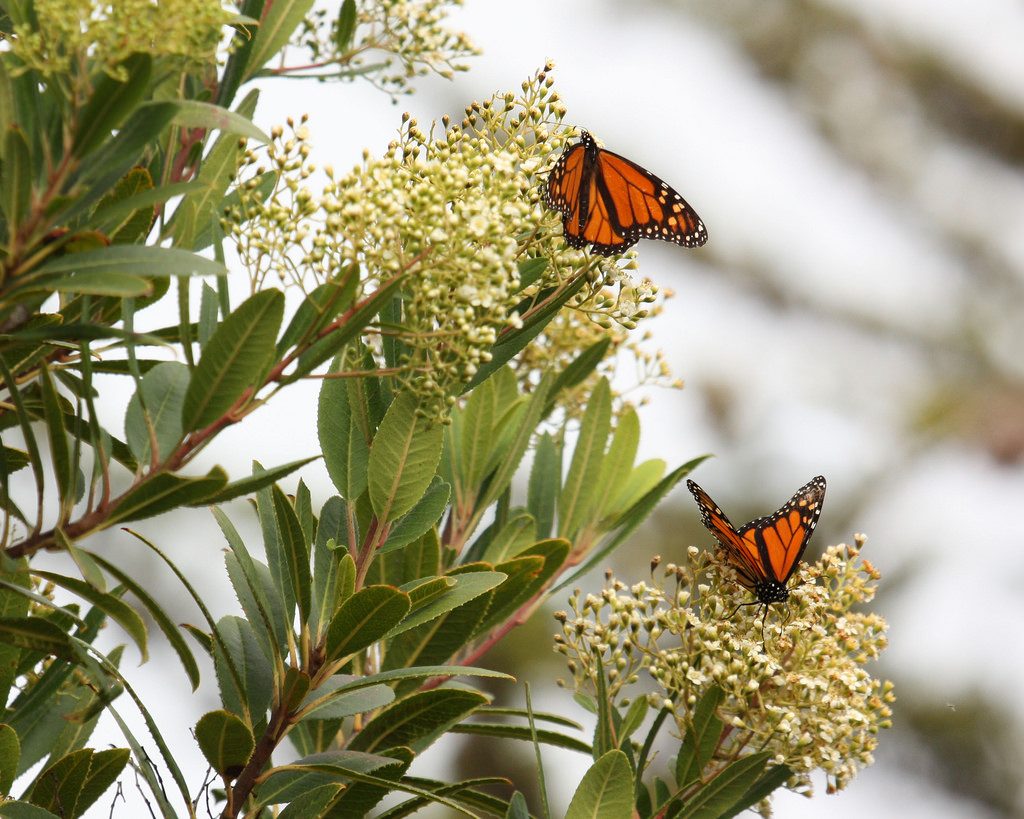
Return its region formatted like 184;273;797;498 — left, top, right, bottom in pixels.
739;476;826;585
687;479;769;591
544;131;708;256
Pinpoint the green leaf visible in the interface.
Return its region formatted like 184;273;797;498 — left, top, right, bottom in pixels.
472;540;569;638
676;686;724;788
296;680;393;722
198;281;219;348
565;750;633;819
75;748;130;818
0;617;76;662
324;585;411;665
0;723;19;795
348;688;488;754
41;271;152;297
379;477;450;553
276;785;345;818
559;377;611;538
1;126;31;226
38;362;72;512
517;256;548;289
620;695;648;742
33;571;148;662
181;288;284;431
84;551;200;690
124;361;189;464
197;456;320;505
0;803;60;818
25;748;91;818
195;710;254;778
527;431;560;540
273;485;312;625
73;54;152;156
591;405;640;521
451;723;592;754
245;0;317;80
106;467;227;525
456;374;497;490
278;267;359;355
677;752;770;819
719;764;791;818
386;570;505;638
214;615;273;723
255;750;403;807
318;359;369;501
367;393;444;523
547;337;612;413
32;244;227;277
91;179;203;237
170;100;270;143
334;0;357;50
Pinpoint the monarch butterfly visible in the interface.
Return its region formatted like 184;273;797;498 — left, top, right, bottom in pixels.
687;476;827;641
543;130;708;256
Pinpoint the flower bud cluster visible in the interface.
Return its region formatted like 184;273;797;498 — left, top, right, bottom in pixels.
554;536;894;806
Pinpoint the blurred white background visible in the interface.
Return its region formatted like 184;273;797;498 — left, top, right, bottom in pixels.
51;0;1024;815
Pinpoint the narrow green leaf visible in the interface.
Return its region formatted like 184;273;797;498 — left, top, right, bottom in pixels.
123;361;189;464
85;551;200;690
245;0;317;79
676;686;724;788
472;540;569;638
1;126;31;225
591;405;640;522
559;377;611;538
677;753;770;819
38;271;151;297
91;179;203;236
318;358;368;500
451;723;592;754
276;785;345;818
324;585;411;664
214;615;273;723
719;764;792;818
73;54;152;156
348;688;488;754
272;485;312;625
255;750;404;807
546;337;612;414
565;750;633;819
106;467;227;525
197;456;319;505
457;375;496;490
0;802;60;818
32;244;226;277
296;681;393;722
37;362;72;511
277;267;358;355
0;617;76;661
517;256;548;289
196;710;254;778
367;393;444;523
181;289;284;431
530;435;562;544
386;571;505;638
33;571;148;662
198;281;219;348
170;100;270;143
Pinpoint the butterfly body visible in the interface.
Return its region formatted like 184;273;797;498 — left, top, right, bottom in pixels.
544;131;708;256
687;476;827;610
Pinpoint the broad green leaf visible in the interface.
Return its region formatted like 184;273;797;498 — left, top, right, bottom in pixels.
273;485;312;624
75;748;130;818
472;540;569;638
334;0;357;50
348;688;488;754
277;785;345;818
170;100;270;143
676;686;724;788
196;710;254;777
25;748;91;818
517;256;548;289
379;477;450;553
324;585;411;665
506;792;530;819
197;455;318;505
559;377;611;538
33;571;147;662
527;431;560;540
73;54;152;156
106;467;227;525
367;393;443;523
318;358;368;500
244;0;317;81
124;361;189;464
677;752;770;819
85;551;200;690
565;750;633;819
214;616;273;723
181;288;284;431
0;723;19;794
